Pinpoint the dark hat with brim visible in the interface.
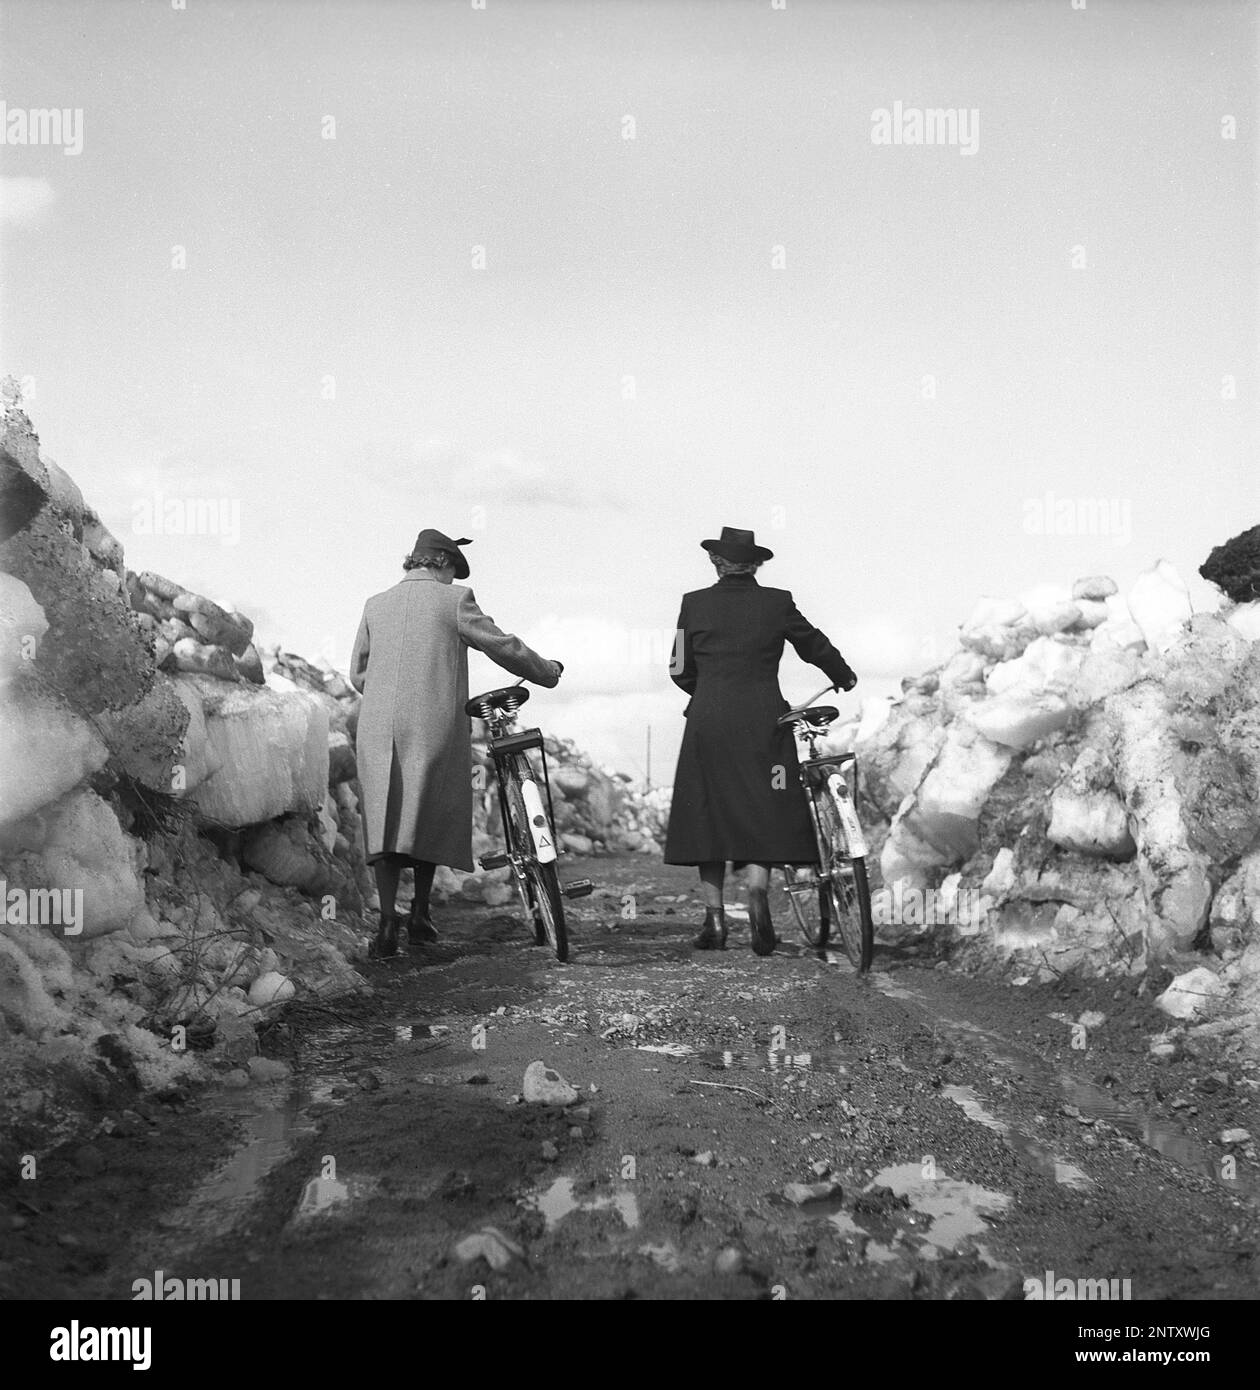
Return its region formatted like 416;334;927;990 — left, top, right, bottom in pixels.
409;528;473;580
701;526;774;563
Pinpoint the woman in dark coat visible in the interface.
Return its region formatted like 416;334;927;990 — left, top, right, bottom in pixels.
664;527;857;956
350;528;562;958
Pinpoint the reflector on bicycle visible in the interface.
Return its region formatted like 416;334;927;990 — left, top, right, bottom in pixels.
489;727;544;756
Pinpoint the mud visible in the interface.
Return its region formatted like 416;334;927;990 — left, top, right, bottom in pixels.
3;854;1257;1301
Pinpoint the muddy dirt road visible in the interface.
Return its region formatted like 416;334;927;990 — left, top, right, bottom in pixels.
8;854;1259;1304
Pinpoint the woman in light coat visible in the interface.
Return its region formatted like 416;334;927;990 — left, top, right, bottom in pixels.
350;528;562;957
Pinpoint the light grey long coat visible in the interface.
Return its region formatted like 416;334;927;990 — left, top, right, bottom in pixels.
349;572;558;870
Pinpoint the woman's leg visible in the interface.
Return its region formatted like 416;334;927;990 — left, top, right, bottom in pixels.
371;853;407;957
407;859;439;943
698;862;725;911
693;862;728;950
373;854;405;917
746;862;776;957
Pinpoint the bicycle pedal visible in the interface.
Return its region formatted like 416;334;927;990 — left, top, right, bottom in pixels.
562;878;594;898
479;853;510;871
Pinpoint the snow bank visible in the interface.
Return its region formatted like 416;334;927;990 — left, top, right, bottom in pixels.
0;381;667;1144
857;552;1260;1051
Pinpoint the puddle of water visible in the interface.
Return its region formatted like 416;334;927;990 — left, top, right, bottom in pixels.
156;1087;318;1241
942;1084;1005;1133
943;1084;1092;1192
521;1176;640;1231
294;1173;379;1222
826;1210;899;1263
394;1023;449;1042
880;981;1258;1200
1056;1076;1255;1191
694;1046;851;1074
870;1162;1012;1258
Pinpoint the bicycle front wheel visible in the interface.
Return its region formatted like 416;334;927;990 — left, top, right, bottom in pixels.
780;865;830;950
524;858;569;963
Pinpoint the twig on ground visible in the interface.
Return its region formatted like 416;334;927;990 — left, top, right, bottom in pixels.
685;1078;766;1101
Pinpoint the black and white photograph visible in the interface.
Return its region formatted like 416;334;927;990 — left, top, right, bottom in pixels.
0;0;1257;1341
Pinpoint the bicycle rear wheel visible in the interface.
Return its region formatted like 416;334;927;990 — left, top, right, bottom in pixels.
812;780;873;972
780;865;830;950
828;855;874;973
504;763;567;959
502;766;546;944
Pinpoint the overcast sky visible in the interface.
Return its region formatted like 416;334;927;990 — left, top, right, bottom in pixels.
1;0;1255;778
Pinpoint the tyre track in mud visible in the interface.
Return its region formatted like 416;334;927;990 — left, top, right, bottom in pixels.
20;854;1260;1301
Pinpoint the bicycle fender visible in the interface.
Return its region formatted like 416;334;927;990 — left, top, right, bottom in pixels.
520;777;558;864
827;773;868;857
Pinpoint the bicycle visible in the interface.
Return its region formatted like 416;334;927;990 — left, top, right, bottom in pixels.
465;682;593;962
776;684;875;972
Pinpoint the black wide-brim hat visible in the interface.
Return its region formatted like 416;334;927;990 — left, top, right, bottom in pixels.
701;525;774;563
409;528;473;579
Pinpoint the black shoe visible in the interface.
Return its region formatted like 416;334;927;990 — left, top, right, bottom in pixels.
372;911;400;959
749;891;776;957
692;908;727;951
407;900;440;945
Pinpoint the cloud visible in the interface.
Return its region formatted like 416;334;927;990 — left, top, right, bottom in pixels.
832;614;927;680
0;176;55;226
467;612;679;697
414;440;618;509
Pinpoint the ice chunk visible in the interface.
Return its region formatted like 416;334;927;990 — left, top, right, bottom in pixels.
881;725;1011;880
965;692;1072;749
854;695;894;745
965;596;1027;630
1020;585;1080;636
1154;966;1225;1021
1069;599;1109;630
248;970;296;1006
960;597;1037;660
938;650;989;689
187;678;329;828
0;572;47;683
1072;575;1117;601
982;847;1016;898
986;635;1085;697
1127;560;1192;654
0;686;109;828
1110;681;1213;956
1225;601;1260;642
1031;601;1081;635
168;675;220;791
1047;788;1135;859
33;789;146;939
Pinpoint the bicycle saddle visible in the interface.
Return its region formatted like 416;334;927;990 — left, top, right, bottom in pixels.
776;703;839;729
465;685;531;718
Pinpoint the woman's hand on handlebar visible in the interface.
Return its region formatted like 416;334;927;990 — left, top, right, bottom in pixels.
549;660;564;682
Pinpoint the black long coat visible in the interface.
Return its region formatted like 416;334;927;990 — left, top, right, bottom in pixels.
663;573;856;866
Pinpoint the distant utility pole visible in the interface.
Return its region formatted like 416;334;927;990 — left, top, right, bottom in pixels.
645;725;652;791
